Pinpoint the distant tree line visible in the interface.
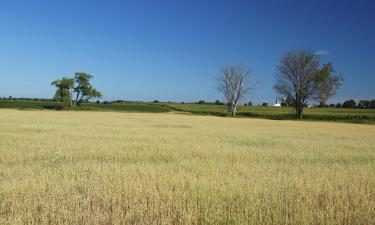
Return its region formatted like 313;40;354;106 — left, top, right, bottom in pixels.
0;96;52;101
334;99;375;109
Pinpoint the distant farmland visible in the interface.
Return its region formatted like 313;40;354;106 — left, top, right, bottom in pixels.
0;109;374;224
1;100;375;124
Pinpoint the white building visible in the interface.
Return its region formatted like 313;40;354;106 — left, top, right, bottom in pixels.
273;98;286;107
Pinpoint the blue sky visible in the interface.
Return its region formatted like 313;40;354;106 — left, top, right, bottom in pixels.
0;0;374;104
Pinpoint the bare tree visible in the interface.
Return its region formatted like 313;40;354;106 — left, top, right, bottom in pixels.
274;50;343;119
217;65;254;116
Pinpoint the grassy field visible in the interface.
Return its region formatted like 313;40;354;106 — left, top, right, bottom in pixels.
162;103;375;123
0;109;374;224
0;100;169;113
1;100;375;124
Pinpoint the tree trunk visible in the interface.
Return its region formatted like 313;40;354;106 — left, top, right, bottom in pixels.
295;105;303;119
69;90;73;108
74;91;80;108
227;103;232;116
232;103;237;117
227;102;237;117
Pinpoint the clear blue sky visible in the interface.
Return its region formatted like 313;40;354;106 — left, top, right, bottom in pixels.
0;0;374;104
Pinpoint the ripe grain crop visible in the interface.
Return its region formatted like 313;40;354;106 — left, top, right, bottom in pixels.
0;109;374;224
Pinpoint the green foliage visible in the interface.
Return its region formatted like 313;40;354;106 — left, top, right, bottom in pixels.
1;100;375;124
214;100;224;105
160;103;375;124
342;99;357;108
275;50;343;119
0;100;169;112
52;73;102;107
315;63;343;106
358;100;371;109
73;72;102;105
52;89;71;102
370;100;375;109
51;77;74;102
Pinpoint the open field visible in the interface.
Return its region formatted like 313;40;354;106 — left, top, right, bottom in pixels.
0;100;169;113
162;103;375;123
0;109;374;224
1;100;375;124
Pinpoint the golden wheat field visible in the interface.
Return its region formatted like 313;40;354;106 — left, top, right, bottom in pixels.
0;109;374;225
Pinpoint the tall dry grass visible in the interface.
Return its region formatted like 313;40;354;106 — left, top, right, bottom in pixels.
0;109;374;224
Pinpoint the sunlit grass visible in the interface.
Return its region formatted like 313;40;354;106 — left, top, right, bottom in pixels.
0;109;374;224
163;103;375;123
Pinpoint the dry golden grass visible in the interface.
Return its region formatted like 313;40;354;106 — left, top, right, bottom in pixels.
0;109;374;225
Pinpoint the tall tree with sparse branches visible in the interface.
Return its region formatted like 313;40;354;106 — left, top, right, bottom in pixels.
274;50;343;119
217;65;254;116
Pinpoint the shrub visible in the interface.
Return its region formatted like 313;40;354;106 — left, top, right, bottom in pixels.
198;100;206;104
43;105;64;110
262;102;268;106
153;100;159;103
342;99;356;108
369;100;375;109
56;105;64;110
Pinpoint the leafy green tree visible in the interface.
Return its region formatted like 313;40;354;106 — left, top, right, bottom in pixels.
52;73;102;107
51;77;74;106
369;99;375;109
315;63;343;107
72;73;102;107
358;100;370;109
274;50;343;119
342;99;356;108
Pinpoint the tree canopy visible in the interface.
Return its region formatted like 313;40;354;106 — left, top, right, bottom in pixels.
51;72;102;107
51;77;74;104
73;73;102;106
274;50;343;119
